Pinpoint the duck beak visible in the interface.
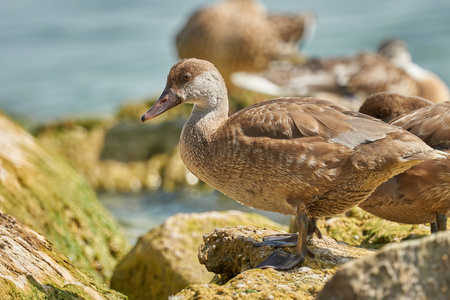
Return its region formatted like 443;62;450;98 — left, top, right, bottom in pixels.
140;88;182;122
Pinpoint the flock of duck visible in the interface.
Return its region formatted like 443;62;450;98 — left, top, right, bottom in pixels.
141;0;450;270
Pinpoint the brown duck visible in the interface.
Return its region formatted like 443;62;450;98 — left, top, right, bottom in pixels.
359;97;450;232
176;0;315;88
232;39;449;109
141;58;435;270
359;92;433;122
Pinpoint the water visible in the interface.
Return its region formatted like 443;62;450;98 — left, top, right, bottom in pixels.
2;0;450;242
1;0;449;122
99;190;291;243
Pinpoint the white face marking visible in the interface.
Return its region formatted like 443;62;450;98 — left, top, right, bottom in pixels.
183;70;226;109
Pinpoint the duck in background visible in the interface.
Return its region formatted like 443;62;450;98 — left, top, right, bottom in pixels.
359;92;433;122
140;58;437;270
378;39;450;103
359;93;450;232
232;39;449;110
175;0;316;90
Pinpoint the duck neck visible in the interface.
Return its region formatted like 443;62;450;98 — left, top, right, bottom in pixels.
185;99;229;142
179;95;228;173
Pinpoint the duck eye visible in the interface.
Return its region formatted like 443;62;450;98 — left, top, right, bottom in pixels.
183;74;191;81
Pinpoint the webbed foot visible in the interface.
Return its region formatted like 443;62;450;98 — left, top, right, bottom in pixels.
255;213;313;270
255;233;298;247
256;250;305;270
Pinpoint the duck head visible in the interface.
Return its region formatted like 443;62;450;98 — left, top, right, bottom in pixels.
141;58;228;122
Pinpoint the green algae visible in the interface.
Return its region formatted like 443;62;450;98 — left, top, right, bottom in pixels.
0;114;129;283
318;207;432;249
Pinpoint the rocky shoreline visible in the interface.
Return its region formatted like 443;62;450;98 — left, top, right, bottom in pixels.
1;100;449;299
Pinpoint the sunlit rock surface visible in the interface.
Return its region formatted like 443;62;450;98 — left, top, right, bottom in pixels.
0;113;129;282
174;225;372;299
111;211;287;300
0;211;126;299
317;231;450;300
34;99;197;193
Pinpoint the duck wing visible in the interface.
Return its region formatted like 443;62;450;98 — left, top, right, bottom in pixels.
226;97;398;149
390;101;450;150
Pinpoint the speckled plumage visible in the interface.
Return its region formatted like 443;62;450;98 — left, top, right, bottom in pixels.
378;39;450;103
359;92;433;122
359;98;450;231
390;101;450;150
142;58;436;268
359;153;450;225
232;40;449;108
175;0;315;87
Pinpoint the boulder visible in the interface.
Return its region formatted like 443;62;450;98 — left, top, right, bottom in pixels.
0;211;125;299
173;225;372;299
34;102;197;192
316;231;450;300
111;211;287;300
317;207;432;248
0;114;129;281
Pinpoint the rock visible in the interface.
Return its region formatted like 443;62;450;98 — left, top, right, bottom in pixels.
34;102;200;192
111;211;287;300
316;231;450;300
173;226;372;299
317;207;432;248
0;211;126;299
0;114;129;281
100;120;183;162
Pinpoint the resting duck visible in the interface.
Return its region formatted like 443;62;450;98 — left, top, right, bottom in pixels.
359;92;433;122
359;98;450;232
232;40;449;109
176;0;315;88
378;39;450;103
141;58;435;270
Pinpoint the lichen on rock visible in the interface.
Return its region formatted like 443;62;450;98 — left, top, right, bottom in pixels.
0;114;129;282
173;224;372;299
111;210;287;300
0;211;126;299
317;231;450;299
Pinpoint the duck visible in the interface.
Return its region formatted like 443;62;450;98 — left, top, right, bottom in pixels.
175;0;315;89
358;97;450;232
358;92;433;122
141;58;436;270
378;39;450;103
232;39;449;109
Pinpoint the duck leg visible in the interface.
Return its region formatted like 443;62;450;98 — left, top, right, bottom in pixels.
256;213;310;270
430;222;438;233
436;214;447;231
256;215;323;248
255;215;299;248
307;217;323;240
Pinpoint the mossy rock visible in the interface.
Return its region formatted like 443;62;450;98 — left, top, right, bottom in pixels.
317;207;433;249
317;231;450;299
0;114;129;282
33;99;203;193
174;224;372;299
111;211;287;300
0;211;126;300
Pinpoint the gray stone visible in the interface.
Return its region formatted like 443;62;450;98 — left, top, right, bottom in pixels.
317;231;450;300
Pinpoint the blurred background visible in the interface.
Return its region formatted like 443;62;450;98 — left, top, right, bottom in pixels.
2;0;450;122
1;0;450;242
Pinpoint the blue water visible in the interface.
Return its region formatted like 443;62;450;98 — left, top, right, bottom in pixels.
1;0;450;122
99;190;291;242
2;0;450;242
